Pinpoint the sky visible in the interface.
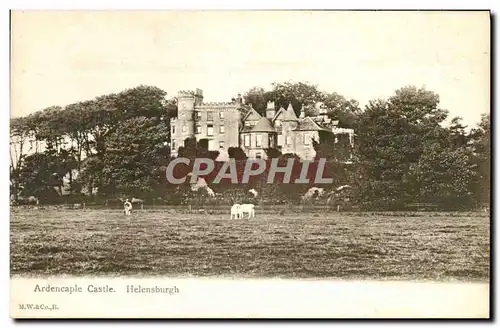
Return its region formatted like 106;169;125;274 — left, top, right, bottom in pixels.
11;10;490;127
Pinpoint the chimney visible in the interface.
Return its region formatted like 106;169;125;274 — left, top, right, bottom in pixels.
195;88;204;106
235;93;242;105
266;101;276;119
299;104;305;118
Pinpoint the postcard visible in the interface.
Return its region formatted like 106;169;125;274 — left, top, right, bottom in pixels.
9;10;490;319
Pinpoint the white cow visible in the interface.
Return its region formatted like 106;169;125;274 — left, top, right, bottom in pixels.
124;199;132;216
302;187;325;201
230;204;241;220
238;204;255;219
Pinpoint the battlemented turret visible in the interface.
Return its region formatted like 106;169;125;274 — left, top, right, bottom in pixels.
176;90;196;138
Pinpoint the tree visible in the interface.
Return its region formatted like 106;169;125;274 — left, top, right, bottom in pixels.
114;85;168;119
77;155;104;197
354;86;449;209
10;117;31;201
469;113;490;205
264;147;282;159
267;81;323;117
177;137;219;162
243;87;270;114
228;147;248;160
98;116;170;197
448;117;469;150
243;81;362;127
416;141;477;209
18;152;65;203
320;93;362;128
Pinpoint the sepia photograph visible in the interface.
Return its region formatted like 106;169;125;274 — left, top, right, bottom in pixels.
9;9;491;318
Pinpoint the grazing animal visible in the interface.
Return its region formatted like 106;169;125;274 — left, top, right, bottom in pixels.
26;196;39;205
123;199;132;216
302;187;325;201
248;189;258;197
131;197;144;210
230;204;241;220
131;197;144;204
238;203;255;219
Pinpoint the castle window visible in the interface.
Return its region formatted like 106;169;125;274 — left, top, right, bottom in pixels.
256;134;262;148
207;125;214;136
286;136;292;145
172;125;176;134
245;121;251;127
182;125;187;133
304;134;310;145
207;112;214;121
277;135;284;146
196;126;202;134
171;140;176;150
219;141;224;149
196;112;201;119
219;126;225;134
219;111;224;119
244;134;250;147
256;152;262;159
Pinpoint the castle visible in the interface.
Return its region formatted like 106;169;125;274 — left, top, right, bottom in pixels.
170;89;355;161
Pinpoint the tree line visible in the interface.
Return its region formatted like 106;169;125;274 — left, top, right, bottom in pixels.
9;82;490;210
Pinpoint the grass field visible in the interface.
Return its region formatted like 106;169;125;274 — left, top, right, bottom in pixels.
10;208;490;281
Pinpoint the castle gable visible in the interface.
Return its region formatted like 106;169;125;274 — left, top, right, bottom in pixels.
293;117;327;132
240;107;262;133
252;117;276;133
242;107;262;122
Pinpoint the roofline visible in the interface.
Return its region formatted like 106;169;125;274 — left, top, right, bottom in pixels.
292;117;331;132
271;107;285;122
241;107;262;122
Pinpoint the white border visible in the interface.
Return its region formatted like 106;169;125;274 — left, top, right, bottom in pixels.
3;1;498;326
3;0;500;10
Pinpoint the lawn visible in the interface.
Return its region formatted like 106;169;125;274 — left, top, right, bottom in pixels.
10;208;490;281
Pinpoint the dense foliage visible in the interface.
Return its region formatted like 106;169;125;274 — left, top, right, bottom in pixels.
10;82;490;210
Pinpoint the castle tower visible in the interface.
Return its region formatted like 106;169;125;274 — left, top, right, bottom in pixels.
281;103;299;155
266;101;276;119
283;103;298;123
176;90;196;139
